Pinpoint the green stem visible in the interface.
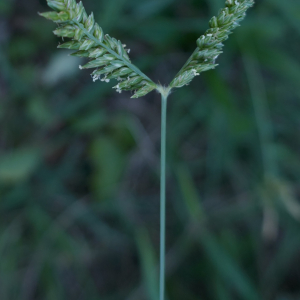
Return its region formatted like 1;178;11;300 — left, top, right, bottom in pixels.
160;91;168;300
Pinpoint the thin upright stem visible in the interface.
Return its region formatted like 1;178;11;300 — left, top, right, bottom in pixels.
160;92;168;300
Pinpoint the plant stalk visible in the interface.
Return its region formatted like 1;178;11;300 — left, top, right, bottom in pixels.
160;91;168;300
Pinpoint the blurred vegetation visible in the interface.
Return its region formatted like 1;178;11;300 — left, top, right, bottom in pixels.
1;0;300;299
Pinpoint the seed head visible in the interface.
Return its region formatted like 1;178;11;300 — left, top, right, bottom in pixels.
40;0;156;98
170;0;254;88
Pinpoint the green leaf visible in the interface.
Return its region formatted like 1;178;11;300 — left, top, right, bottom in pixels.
89;137;126;199
0;148;41;183
42;51;81;86
135;228;158;300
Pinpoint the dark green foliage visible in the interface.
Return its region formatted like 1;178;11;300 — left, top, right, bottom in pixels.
1;0;300;299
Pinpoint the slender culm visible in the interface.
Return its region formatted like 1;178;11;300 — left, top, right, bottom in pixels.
159;89;169;300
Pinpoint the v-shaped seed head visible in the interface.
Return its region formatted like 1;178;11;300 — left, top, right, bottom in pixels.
40;0;254;98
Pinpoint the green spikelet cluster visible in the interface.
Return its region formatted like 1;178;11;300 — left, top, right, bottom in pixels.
170;0;254;88
39;0;156;98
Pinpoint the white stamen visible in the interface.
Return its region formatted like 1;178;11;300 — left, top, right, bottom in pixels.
79;65;83;70
92;74;100;82
127;49;131;53
192;69;199;76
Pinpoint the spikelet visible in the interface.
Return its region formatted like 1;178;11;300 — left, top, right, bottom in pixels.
39;0;156;98
170;0;254;88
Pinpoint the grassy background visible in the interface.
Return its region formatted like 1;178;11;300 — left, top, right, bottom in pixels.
1;0;300;299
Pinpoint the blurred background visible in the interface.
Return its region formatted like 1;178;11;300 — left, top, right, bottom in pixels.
1;0;300;299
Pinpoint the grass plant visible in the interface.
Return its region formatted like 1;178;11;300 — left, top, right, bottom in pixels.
40;0;254;299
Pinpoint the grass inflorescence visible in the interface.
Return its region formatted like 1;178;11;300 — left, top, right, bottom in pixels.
40;0;157;98
40;0;253;97
170;0;254;88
